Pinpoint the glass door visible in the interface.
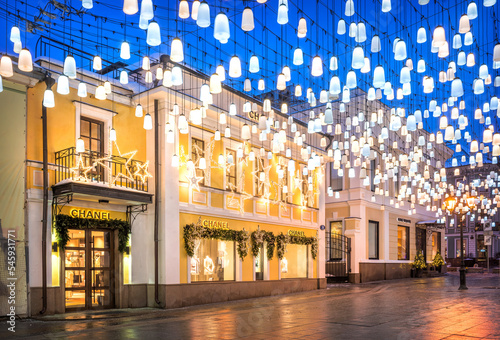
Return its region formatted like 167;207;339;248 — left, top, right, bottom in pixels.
65;229;114;310
255;247;264;280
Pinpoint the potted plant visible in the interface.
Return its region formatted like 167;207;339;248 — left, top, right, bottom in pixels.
412;251;427;277
431;251;445;273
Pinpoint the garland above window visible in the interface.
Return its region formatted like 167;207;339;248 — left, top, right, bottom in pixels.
54;214;131;253
183;223;249;260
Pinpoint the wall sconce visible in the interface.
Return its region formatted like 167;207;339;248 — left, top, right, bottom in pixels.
52;242;58;253
124;246;130;255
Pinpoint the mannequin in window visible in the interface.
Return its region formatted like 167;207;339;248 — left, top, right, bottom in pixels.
204;255;214;280
281;257;288;273
191;255;200;275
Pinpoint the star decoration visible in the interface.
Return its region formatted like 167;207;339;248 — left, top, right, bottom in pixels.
134;160;153;183
70;155;93;182
239;191;253;214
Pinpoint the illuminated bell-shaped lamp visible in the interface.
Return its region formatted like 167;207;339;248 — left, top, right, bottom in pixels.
459;15;470;33
171;66;183;86
407;115;417;131
394;40;407;60
123;0;138;15
258;79;265;90
351;46;365;69
196;1;210;28
293;47;303;65
329;76;341;94
373;65;385;88
484;129;493;143
432;26;446;47
371;35;381;53
417;27;427;43
471;140;479;153
43;88;55;108
191;0;200;20
493;43;500;63
249;55;259;73
135;104;143;117
18;48;33;72
382;0;391;12
367;87;376;100
297;17;307;37
229;56;242;78
140;0;154;20
473;78;484;95
276;73;286;90
77;82;88;97
179;0;190;19
345;0;355;16
93;55;102;71
241;123;251;140
311;56;323;76
400;66;411;83
56;75;70;95
479;64;488;79
241;7;255;31
277;3;288;24
451;78;464;97
417;59;426;73
63;55;77;79
464;32;473;46
0;55;14;77
361;57;371;73
146;21;161;46
346;70;357;89
209;73;222;94
453;34;462;49
170;38;184;62
294;84;302;96
120;41;130;60
355;22;366;43
337;19;346;35
95;85;106;100
10;26;20;43
467;1;478;19
214;12;230;44
143;113;153;130
484;0;496;7
444;126;454;141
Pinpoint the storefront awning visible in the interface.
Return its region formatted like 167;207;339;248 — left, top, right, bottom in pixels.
53;181;153;205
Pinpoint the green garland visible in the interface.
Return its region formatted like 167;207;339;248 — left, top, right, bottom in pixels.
184;224;317;261
183;223;249;260
412;250;427;269
54;214;131;253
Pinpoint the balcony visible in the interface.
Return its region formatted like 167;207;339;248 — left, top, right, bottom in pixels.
53;147;152;204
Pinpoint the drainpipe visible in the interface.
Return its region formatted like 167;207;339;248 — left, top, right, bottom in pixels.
40;103;48;314
154;99;161;306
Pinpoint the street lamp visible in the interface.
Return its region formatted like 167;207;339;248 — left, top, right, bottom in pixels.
444;194;476;291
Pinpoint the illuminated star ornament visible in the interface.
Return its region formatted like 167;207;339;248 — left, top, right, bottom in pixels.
70;155;93;182
134;160;153;183
186;172;204;192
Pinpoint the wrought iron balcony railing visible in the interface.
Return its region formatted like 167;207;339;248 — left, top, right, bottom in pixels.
55;147;149;192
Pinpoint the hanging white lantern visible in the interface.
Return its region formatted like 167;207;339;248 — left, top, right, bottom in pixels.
394;40;407;60
56;75;70;95
172;66;183;86
241;7;255;31
311;56;323;76
381;0;391;12
229;56;242;78
95;85;106;100
484;0;496;7
293;47;304;65
142;56;150;70
93;55;102;71
451;78;464;97
135;104;143;117
170;38;184;62
146;21;161;46
214;12;230;44
345;0;355;16
432;26;446;47
355;22;366;43
123;0;139;15
352;46;365;69
249;55;259;73
459;15;470;34
337;19;346;35
197;1;210;27
140;0;154;20
120;41;131;60
43;89;55;108
18;49;33;72
258;79;265;91
209;73;222;94
346;71;357;89
10;26;20;43
0;55;14;77
371;35;381;53
179;0;190;19
63;55;77;79
297;17;307;38
191;0;200;20
464;32;473;46
277;3;288;24
277;73;286;90
143;113;153;130
77;82;87;97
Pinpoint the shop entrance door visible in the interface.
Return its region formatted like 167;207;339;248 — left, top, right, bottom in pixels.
255;247;264;280
64;229;114;310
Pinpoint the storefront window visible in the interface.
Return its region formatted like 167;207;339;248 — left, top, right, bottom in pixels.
397;226;409;260
431;232;441;259
281;244;307;278
368;221;379;259
191;239;235;282
326;221;343;260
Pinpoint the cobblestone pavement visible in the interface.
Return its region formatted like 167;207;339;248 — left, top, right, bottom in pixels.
3;273;500;340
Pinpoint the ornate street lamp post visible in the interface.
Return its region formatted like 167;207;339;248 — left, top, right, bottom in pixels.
444;195;476;290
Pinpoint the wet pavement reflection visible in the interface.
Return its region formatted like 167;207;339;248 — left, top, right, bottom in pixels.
3;273;500;339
